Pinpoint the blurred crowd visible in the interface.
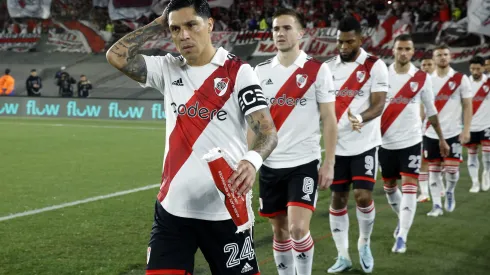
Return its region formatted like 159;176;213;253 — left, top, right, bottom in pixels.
0;0;470;36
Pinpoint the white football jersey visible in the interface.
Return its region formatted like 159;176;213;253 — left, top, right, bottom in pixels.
140;47;268;221
381;64;436;150
254;51;335;168
425;68;472;139
469;74;490;132
326;48;389;156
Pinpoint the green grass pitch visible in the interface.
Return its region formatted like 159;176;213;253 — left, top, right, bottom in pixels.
0;117;489;275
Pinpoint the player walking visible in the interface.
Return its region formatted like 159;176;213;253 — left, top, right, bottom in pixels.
379;34;449;253
325;17;388;274
253;8;337;275
106;1;278;274
424;44;472;217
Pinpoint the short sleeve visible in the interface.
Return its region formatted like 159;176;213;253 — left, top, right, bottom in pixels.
420;75;437;117
316;63;336;103
460;74;472;99
371;60;389;93
139;55;166;92
235;64;268;116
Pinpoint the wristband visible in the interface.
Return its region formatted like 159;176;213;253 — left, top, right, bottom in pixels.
241;150;263;171
355;114;363;123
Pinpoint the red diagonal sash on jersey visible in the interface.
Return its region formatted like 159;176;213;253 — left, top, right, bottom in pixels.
268;60;322;130
335;57;377;122
425;72;464;130
472;79;490;115
157;60;241;202
381;70;427;136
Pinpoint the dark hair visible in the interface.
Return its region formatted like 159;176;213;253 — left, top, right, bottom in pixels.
486;57;490;61
469;56;485;66
31;69;36;72
5;69;10;75
394;34;413;43
164;0;211;20
80;74;86;77
433;43;450;51
273;8;305;29
338;16;362;34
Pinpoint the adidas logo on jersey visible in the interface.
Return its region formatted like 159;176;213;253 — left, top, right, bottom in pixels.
241;262;253;273
265;79;274;85
277;263;287;270
172;78;184;86
301;194;311;201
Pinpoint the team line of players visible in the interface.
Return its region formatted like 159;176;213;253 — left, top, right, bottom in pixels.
106;2;490;275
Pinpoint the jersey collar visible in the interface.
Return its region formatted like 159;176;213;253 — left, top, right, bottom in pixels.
270;50;308;68
335;48;368;66
388;63;418;77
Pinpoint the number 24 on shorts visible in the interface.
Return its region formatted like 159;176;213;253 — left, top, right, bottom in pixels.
224;236;255;268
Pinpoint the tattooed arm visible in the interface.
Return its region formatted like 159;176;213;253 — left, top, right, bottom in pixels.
229;108;278;196
245;109;278;160
106;17;166;83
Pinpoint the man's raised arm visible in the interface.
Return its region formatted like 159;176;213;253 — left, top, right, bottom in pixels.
106;17;165;83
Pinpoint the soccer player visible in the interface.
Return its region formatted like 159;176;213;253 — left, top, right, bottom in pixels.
106;1;278;274
325;17;388;273
379;34;449;253
465;56;490;192
425;44;472;217
420;58;435;74
252;8;337;275
418;57;437;202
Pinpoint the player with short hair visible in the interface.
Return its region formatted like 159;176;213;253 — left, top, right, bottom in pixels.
325;17;388;273
420;58;435;74
252;8;337;275
465;56;490;192
379;34;449;253
106;1;278;274
425;44;472;217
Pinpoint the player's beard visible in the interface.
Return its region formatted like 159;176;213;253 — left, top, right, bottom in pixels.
340;48;359;62
472;74;482;81
436;62;449;69
398;60;410;67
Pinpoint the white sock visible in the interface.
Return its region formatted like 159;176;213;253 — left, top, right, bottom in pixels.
444;165;460;193
429;163;443;207
399;183;417;242
419;172;429;197
356;201;375;250
273;238;295;275
292;232;314;275
482;145;490;173
467;149;479;186
383;184;401;216
329;206;350;260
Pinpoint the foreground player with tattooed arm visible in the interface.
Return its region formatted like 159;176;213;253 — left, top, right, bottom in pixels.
106;1;277;274
325;17;388;274
251;8;337;275
379;34;449;254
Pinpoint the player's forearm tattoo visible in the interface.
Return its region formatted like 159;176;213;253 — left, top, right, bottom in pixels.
246;109;278;160
109;20;164;83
